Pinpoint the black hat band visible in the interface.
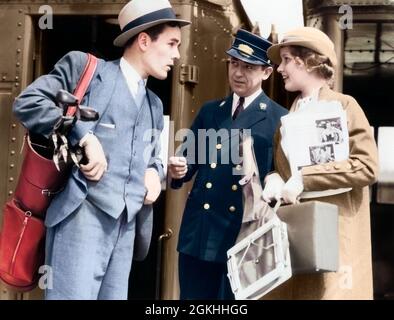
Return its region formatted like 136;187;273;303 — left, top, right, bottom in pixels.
122;7;177;33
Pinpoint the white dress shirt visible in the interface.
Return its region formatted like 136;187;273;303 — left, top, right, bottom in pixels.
120;57;147;99
119;58;158;177
231;88;262;117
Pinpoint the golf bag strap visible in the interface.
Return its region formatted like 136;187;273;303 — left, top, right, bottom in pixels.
66;53;98;116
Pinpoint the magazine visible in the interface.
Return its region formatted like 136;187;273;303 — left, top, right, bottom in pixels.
280;100;349;176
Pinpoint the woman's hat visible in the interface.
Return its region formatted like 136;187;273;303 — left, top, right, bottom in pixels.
113;0;191;47
226;29;272;66
267;27;337;67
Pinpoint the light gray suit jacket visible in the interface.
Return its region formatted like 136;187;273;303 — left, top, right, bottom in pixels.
13;51;165;260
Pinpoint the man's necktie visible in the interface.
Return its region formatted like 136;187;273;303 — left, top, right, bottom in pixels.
232;96;245;120
135;79;146;108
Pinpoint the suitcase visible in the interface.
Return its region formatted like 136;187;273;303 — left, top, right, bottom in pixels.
277;201;339;274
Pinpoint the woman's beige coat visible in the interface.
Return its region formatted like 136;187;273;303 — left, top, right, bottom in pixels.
266;85;379;300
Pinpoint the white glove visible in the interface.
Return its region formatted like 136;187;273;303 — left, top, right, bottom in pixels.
281;171;304;204
144;168;162;205
168;156;188;179
79;133;107;181
262;173;285;203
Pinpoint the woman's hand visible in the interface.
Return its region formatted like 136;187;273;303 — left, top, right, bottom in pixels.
281;171;304;204
262;173;285;203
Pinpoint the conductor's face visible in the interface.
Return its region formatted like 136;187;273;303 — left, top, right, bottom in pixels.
144;25;181;80
228;58;272;97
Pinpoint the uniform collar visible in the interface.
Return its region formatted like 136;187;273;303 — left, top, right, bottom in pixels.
214;91;268;131
232;88;262;114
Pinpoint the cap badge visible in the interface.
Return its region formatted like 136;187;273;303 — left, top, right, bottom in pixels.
238;44;254;57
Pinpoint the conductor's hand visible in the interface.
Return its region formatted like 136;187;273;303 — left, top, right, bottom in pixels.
168;156;188;179
79;133;107;181
262;173;285;203
144;168;162;205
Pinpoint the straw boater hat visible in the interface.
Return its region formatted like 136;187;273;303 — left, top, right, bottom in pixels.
267;27;337;67
226;29;272;66
113;0;190;47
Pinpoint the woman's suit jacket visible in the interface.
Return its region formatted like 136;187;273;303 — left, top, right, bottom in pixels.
267;85;378;299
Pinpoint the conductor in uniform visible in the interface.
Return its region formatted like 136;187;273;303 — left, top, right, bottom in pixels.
168;29;288;299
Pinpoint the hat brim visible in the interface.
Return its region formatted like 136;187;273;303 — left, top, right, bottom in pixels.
226;48;270;66
113;18;190;47
267;40;311;65
267;40;337;66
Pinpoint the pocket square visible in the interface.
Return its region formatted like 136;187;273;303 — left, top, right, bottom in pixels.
98;123;116;129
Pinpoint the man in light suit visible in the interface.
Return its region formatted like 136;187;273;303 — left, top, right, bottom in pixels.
13;0;190;300
169;29;288;299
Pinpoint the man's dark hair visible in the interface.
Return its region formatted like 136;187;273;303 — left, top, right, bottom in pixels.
124;21;181;49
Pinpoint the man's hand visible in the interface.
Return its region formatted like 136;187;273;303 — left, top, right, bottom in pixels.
168;156;188;179
79;133;107;181
144;168;162;205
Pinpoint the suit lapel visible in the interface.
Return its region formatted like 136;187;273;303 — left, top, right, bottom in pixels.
213;92;269;130
213;95;233;130
88;59;122;117
231;91;268;130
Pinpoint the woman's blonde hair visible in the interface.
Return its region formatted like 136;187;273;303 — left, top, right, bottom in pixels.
289;45;335;83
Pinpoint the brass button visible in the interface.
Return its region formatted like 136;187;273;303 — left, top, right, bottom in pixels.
229;206;236;212
203;203;210;210
334;164;341;170
325;165;331;171
235;164;242;171
352;160;360;168
206;182;212;189
232;184;238;191
210;163;217;169
216;143;222;150
346;163;352;169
